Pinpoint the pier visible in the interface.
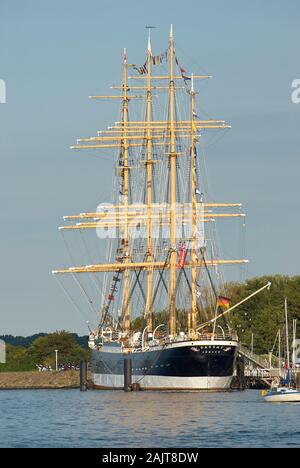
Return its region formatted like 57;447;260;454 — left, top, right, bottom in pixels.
237;345;281;389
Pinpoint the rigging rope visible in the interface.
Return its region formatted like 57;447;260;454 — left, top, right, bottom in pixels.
53;274;92;327
71;273;99;320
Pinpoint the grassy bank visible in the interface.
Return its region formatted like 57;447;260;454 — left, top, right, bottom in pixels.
0;370;89;390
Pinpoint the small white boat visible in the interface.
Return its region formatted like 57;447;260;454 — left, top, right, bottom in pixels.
262;387;300;403
262;300;300;403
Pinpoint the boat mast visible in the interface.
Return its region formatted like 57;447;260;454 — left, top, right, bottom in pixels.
278;328;281;375
54;29;251;341
168;24;177;337
122;48;131;336
292;319;297;374
145;30;154;332
189;73;198;338
285;297;290;369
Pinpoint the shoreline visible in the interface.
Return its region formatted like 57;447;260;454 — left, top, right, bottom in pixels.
0;370;91;390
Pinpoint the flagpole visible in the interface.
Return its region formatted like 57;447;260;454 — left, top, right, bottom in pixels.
197;282;272;331
212;304;219;340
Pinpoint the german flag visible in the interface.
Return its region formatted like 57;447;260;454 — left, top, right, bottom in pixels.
217;296;230;309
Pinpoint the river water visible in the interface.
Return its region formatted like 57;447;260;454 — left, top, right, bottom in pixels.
0;389;299;448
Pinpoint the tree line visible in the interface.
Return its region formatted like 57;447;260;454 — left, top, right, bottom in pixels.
132;275;300;355
1;275;299;371
0;331;90;372
227;275;300;354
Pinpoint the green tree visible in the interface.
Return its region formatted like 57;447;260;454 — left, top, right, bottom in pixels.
29;331;90;368
227;275;300;354
131;275;300;356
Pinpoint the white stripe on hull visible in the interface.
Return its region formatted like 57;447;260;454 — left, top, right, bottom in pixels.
92;373;232;391
264;393;300;403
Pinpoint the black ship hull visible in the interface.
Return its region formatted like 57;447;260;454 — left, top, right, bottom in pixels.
91;339;238;391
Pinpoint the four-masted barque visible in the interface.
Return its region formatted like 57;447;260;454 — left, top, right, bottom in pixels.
53;26;269;390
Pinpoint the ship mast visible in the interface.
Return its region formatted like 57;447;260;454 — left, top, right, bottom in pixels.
122;48;131;336
168;25;177;337
145;30;154;332
53;28;250;340
190;74;198;338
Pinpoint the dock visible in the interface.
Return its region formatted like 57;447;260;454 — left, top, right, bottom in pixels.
234;345;284;389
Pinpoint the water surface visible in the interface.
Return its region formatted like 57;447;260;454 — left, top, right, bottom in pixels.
0;389;299;448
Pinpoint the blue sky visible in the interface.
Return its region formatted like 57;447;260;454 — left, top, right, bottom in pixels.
0;0;299;335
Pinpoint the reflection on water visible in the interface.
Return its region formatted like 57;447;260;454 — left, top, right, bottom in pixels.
108;392;206;434
0;389;300;447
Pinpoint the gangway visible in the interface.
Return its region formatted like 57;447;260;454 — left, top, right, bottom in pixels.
238;345;276;388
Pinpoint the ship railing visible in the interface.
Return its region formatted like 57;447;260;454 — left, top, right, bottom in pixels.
197;333;235;342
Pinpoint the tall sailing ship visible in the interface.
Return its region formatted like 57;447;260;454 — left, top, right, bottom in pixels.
53;26;267;390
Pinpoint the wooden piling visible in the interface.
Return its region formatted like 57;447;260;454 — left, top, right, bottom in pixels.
80;360;88;391
297;372;300;389
236;357;246;390
124;359;132;392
